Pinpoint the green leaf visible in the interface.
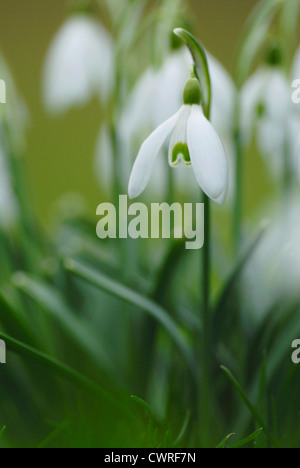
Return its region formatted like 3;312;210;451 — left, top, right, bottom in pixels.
213;228;265;341
235;0;285;87
64;258;196;374
229;428;264;448
220;366;273;444
0;330;128;415
173;28;211;117
216;433;234;448
12;272;113;373
37;421;68;449
131;395;153;418
173;411;190;447
0;426;6;439
280;0;300;65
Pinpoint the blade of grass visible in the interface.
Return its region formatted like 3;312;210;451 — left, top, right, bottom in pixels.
0;426;6;439
173;411;190;447
130;395;153;419
12;272;113;373
64;258;196;374
228;428;263;448
213;227;266;340
37;420;68;449
0;330;129;415
220;366;274;444
216;433;234;448
234;0;284;86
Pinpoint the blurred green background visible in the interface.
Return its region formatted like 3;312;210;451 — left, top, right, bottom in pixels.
0;0;262;223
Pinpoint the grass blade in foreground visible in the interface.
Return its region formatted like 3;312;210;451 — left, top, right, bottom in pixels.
216;433;234;448
229;428;263;448
0;331;128;414
64;258;196;373
0;426;6;439
12;272;113;373
220;366;274;445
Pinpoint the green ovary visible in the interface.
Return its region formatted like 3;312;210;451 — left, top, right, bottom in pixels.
172;143;191;166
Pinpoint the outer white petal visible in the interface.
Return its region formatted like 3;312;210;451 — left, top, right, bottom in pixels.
43;16;113;113
128;110;180;199
187;105;228;203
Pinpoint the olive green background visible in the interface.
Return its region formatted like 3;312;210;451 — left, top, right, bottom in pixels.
0;0;262;222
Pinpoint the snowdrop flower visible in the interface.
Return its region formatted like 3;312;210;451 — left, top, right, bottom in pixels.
121;48;235;142
43;14;113;114
243;195;300;319
240;47;299;178
128;75;228;204
96;48;234;198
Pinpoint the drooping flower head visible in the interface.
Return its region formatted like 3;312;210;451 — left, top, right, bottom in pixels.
42;13;113;114
128;70;228;204
95;42;235;199
240;43;300;179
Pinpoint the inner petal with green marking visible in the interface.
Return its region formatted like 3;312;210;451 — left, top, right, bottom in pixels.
168;105;192;168
171;142;191;166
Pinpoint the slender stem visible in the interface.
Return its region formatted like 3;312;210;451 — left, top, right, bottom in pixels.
199;192;211;445
233;96;244;254
202;193;211;319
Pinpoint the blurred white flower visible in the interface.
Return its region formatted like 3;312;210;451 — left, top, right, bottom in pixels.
128;77;228;204
0;56;29;152
244;196;300;318
241;61;300;178
42;15;113;114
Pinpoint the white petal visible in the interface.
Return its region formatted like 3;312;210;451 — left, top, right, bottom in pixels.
128;110;180;199
187;106;228;203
